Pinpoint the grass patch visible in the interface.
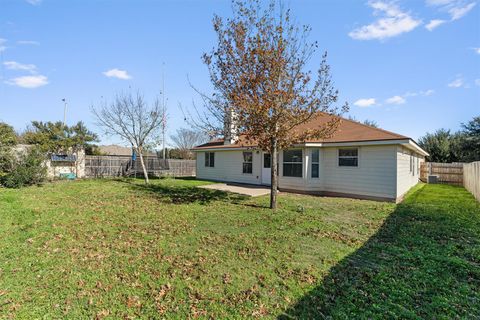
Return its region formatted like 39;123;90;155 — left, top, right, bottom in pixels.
0;179;478;318
280;184;480;319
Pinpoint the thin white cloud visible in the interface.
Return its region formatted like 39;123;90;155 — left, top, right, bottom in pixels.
425;19;447;30
3;61;37;73
5;75;48;88
427;0;477;21
103;68;131;80
473;47;480;54
17;40;40;45
404;92;418;97
355;89;433;108
25;0;42;5
0;38;6;52
449;2;476;20
386;95;406;104
349;1;421;40
448;76;464;88
353;98;377;107
404;89;435;97
427;0;454;4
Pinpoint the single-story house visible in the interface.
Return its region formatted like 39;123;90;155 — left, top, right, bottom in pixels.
192;113;429;202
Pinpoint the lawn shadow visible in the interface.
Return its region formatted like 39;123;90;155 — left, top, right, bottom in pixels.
169;176;197;181
279;184;480;319
122;179;249;205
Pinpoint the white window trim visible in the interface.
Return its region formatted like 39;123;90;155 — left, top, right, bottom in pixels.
205;152;215;168
410;153;414;175
242;151;253;175
337;147;360;168
311;149;320;178
263;153;271;169
282;149;303;178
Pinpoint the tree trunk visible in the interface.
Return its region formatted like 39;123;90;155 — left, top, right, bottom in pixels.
270;138;278;209
138;147;149;184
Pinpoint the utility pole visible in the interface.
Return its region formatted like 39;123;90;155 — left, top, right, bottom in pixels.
62;98;68;127
162;63;166;160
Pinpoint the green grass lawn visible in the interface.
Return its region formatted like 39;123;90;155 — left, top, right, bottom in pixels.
0;179;478;319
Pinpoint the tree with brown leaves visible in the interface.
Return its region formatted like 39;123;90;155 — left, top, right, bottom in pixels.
188;0;347;209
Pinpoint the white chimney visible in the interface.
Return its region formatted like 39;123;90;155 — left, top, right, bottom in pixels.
224;108;238;145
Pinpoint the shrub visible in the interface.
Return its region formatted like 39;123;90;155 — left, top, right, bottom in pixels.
0;147;15;181
0;122;17;148
1;147;47;188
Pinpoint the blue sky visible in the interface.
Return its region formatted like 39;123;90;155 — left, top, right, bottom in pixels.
0;0;479;146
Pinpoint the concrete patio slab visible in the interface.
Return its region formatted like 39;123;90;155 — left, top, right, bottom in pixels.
199;183;270;197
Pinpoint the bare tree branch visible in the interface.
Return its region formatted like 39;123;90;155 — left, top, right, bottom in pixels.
185;0;348;208
91;91;166;184
170;128;209;159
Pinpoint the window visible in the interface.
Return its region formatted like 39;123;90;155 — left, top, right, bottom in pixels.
417;157;420;175
205;152;215;167
283;149;303;177
413;155;416;175
410;153;413;174
242;152;253;174
311;149;319;178
263;153;271;168
338;148;358;167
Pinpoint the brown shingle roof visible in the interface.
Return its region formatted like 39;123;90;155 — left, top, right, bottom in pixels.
99;145;157;156
193;113;410;150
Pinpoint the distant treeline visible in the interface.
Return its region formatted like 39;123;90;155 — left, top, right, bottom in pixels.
418;115;479;163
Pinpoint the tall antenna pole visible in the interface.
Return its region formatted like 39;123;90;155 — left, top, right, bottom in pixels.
162;63;166;160
62;98;67;127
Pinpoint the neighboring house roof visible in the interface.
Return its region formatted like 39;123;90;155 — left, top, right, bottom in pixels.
193;113;428;156
98;145;156;157
98;145;132;156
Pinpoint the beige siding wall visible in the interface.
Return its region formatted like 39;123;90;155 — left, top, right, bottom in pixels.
196;144;419;201
320;145;397;199
396;146;423;198
196;150;261;185
277;145;398;199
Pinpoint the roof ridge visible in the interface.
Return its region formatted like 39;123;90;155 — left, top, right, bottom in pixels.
338;115;409;139
196;112;411;149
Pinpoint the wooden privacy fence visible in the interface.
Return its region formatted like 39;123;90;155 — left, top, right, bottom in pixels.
464;161;480;202
420;161;480;202
85;155;195;178
85;155;131;177
163;159;196;177
420;162;464;186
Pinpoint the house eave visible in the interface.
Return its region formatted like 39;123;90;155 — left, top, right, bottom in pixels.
192;146;253;152
192;138;429;156
302;139;408;147
403;140;429;157
304;139;429;156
